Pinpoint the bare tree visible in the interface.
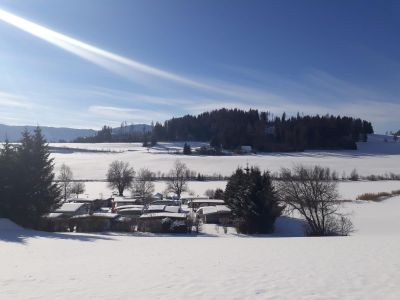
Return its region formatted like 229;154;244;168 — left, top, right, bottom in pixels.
165;159;190;199
70;182;86;198
132;168;155;205
58;163;73;201
106;161;135;196
277;165;353;236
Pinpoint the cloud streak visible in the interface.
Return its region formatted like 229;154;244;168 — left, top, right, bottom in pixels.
0;8;224;92
88;105;171;122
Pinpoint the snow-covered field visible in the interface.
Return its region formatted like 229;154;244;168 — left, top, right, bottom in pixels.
51;134;400;180
1;195;400;299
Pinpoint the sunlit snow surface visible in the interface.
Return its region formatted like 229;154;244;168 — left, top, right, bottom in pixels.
1;196;400;299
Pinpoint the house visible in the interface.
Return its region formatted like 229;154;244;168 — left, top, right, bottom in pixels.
180;197;208;205
71;212;119;232
137;212;188;233
146;205;167;213
112;197;141;208
116;205;144;218
42;203;89;231
68;197;112;212
55;202;89;217
188;199;226;210
196;205;231;224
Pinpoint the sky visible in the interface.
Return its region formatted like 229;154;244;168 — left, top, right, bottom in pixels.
0;0;399;132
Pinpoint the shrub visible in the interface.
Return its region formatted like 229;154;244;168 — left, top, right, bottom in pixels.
356;192;392;201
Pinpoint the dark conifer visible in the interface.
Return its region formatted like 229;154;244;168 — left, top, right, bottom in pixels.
224;167;284;234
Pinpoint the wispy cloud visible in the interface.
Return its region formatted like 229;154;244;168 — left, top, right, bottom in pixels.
86;87;193;107
0;91;31;108
88;105;171;123
0;8;221;92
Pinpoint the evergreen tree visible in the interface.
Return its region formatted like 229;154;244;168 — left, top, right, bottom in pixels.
183;143;192;155
224;167;284;234
13;128;60;227
0;140;17;219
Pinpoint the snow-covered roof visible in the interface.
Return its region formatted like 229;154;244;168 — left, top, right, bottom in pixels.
164;206;180;213
147;205;166;211
140;212;187;219
191;199;225;204
114;198;139;203
69;198;109;203
116;205;144;211
71;213;118;219
56;202;86;213
118;207;144;213
197;205;231;215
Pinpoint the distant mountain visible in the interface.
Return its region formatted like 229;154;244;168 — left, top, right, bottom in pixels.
0;124;96;142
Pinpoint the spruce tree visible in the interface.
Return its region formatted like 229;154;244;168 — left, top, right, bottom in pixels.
224;167;284;234
0;140;17;219
14;128;60;227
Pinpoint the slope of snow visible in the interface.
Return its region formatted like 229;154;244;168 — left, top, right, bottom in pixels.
1;197;400;299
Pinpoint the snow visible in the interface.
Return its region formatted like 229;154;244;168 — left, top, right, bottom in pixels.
197;205;231;215
55;202;86;213
140;212;187;219
1;197;400;299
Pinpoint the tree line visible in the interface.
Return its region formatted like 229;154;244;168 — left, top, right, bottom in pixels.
152;108;373;151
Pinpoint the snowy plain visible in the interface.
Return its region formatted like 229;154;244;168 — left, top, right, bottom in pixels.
1;134;400;299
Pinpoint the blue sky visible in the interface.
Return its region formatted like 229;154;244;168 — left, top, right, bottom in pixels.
0;0;399;132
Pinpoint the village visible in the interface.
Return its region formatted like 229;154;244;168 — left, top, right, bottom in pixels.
43;192;232;234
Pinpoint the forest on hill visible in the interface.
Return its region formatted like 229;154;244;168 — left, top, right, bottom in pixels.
152;109;373;151
75;109;373;152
